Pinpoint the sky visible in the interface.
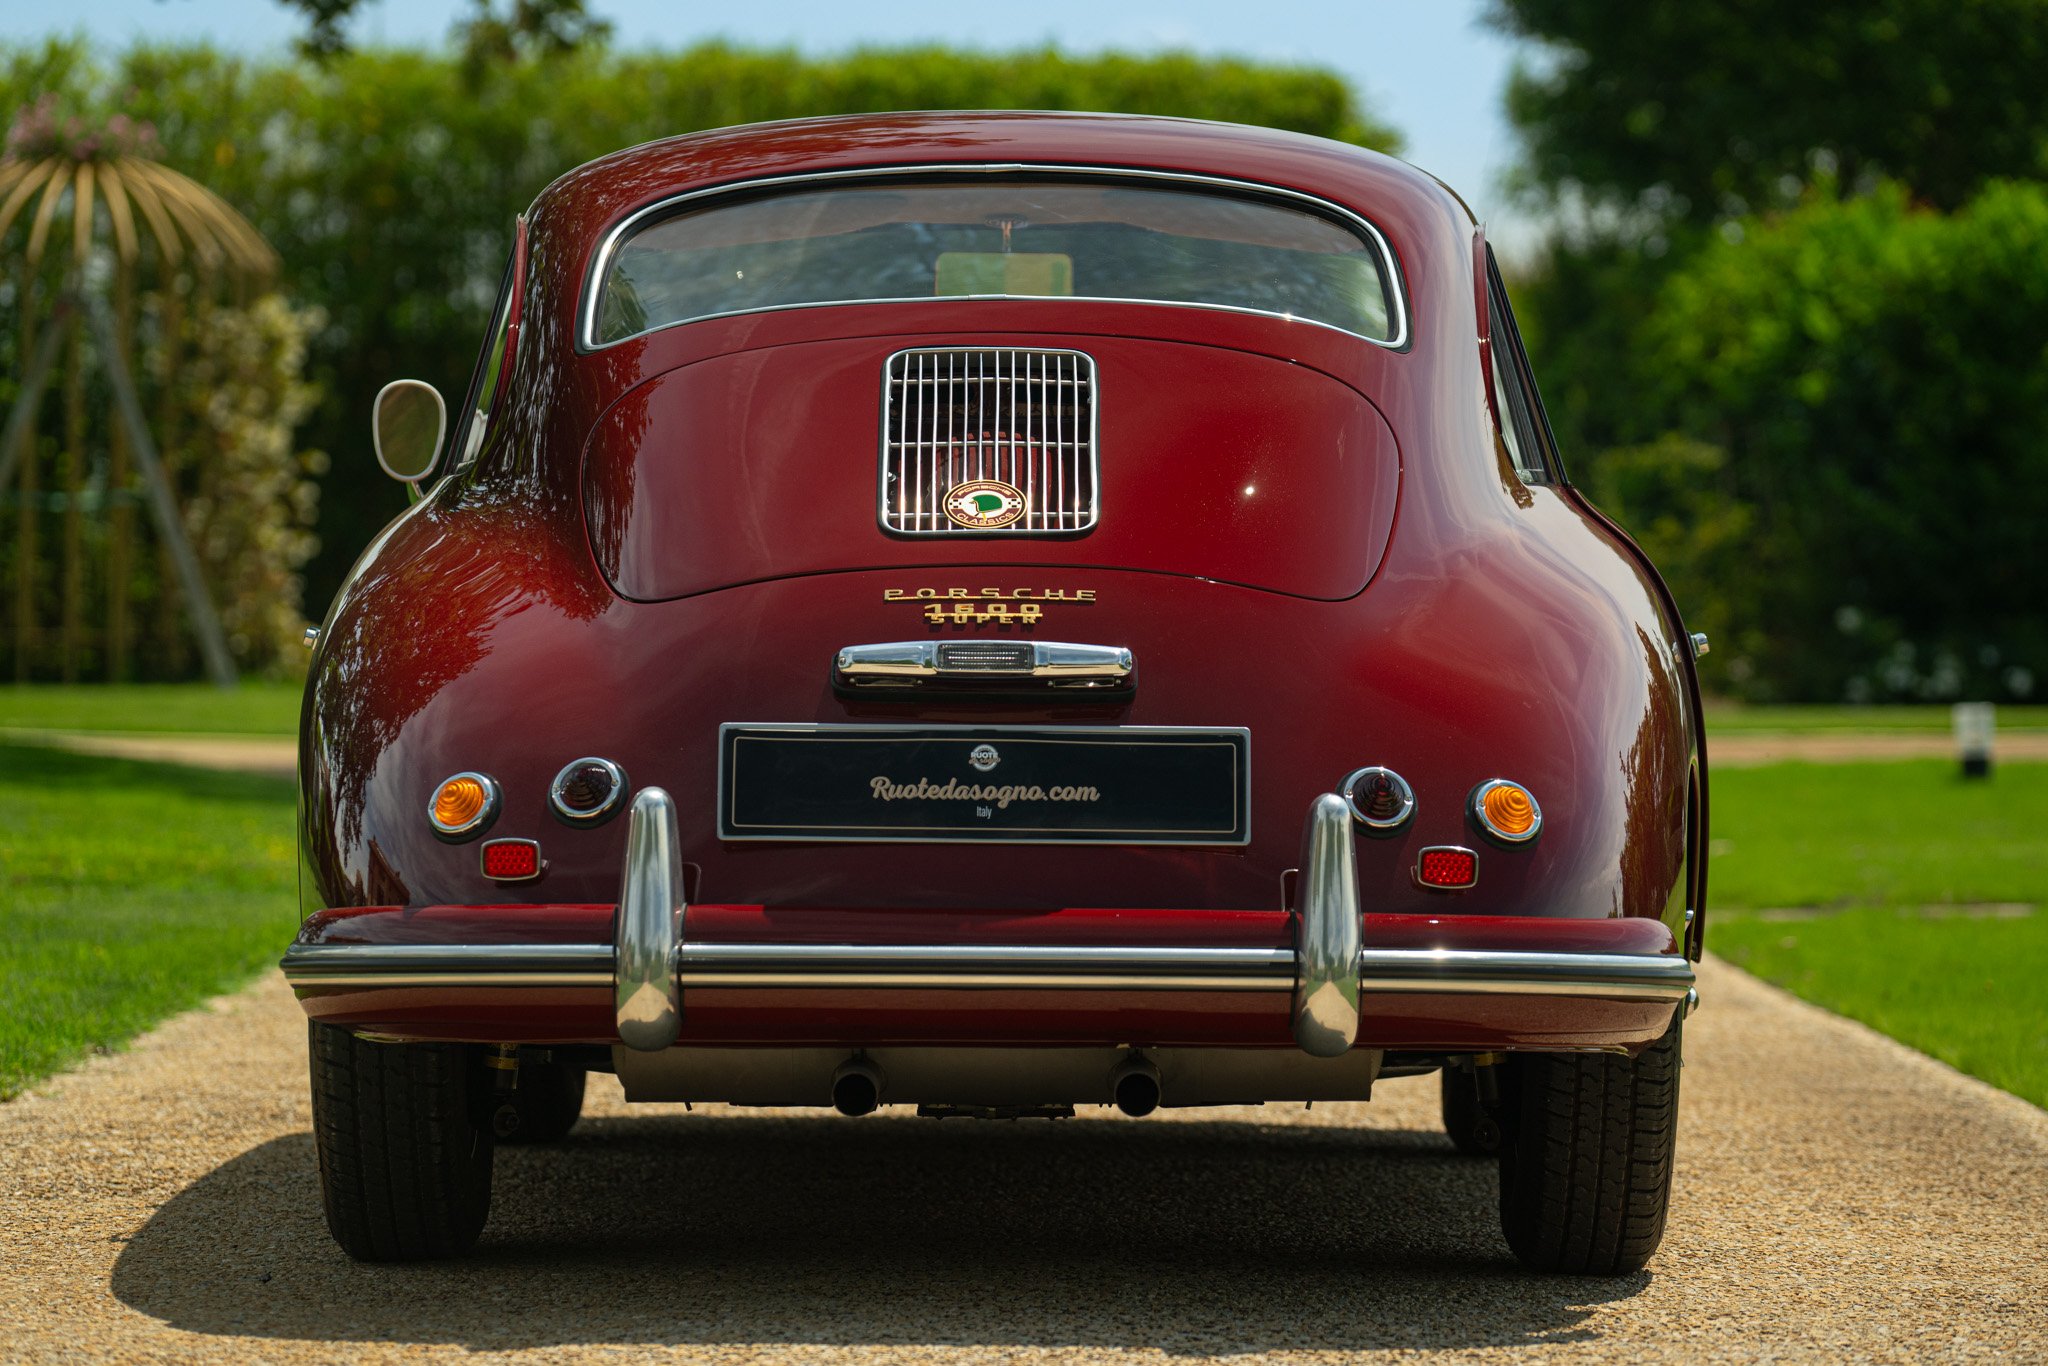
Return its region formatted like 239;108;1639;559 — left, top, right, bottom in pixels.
5;0;1541;247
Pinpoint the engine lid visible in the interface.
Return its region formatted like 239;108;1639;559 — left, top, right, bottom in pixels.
583;334;1399;602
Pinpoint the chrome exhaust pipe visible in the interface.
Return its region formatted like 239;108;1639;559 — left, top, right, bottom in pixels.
1109;1056;1161;1117
832;1057;884;1116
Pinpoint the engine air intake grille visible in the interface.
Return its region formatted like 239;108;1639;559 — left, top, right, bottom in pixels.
881;348;1098;535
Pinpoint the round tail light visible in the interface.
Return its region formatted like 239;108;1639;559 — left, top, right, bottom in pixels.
1340;766;1415;837
550;757;628;825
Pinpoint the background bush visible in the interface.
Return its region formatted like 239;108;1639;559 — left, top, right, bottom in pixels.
1636;183;2048;702
1492;0;2048;703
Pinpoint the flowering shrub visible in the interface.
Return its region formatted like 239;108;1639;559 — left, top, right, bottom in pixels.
5;92;158;161
147;294;328;675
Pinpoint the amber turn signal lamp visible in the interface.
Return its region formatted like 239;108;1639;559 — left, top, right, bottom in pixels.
480;838;542;882
1416;846;1479;890
1470;778;1542;845
428;771;499;841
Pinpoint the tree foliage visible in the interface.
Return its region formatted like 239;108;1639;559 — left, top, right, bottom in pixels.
1490;3;2048;701
1624;183;2048;702
3;39;1399;615
237;0;611;64
1488;0;2048;220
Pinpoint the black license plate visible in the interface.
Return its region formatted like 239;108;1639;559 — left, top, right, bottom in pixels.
718;724;1250;845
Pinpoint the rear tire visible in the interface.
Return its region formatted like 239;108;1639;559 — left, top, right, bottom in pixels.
493;1060;586;1143
1497;1019;1681;1274
309;1022;494;1261
1440;1066;1504;1157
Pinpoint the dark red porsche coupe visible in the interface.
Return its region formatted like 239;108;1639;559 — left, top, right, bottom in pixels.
290;111;1708;1271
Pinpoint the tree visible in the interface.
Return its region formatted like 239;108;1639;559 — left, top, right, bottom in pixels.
211;0;611;64
1634;182;2048;702
1488;0;2048;221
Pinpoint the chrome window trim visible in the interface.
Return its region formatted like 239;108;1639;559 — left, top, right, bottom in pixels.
578;163;1410;353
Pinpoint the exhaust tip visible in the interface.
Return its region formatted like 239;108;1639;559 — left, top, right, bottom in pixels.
1110;1059;1161;1117
832;1060;882;1117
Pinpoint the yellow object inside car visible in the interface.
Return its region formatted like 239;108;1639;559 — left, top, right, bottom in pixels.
934;251;1075;297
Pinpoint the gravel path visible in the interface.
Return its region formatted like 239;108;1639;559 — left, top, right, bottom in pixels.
2;959;2045;1364
0;729;298;780
1709;731;2048;767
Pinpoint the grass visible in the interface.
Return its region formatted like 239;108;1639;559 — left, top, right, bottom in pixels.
0;743;298;1098
0;682;303;736
1707;759;2047;908
1708;760;2048;1109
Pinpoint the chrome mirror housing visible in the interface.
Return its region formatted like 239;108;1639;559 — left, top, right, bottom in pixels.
372;379;447;487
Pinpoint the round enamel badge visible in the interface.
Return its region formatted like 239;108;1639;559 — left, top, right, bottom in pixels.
942;479;1027;530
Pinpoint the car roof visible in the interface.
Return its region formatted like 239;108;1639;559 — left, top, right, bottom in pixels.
530;110;1470;249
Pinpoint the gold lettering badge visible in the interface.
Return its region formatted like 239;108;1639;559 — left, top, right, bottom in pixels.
921;601;1044;625
884;586;1096;622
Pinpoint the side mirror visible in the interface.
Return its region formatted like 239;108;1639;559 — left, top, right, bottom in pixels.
372;379;447;487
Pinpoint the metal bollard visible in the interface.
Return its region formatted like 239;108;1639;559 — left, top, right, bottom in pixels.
1953;701;1995;779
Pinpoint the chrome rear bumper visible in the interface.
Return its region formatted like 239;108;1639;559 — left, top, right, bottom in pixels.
281;789;1695;1055
282;940;1694;1000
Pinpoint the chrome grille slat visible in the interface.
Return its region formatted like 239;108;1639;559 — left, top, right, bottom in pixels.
879;348;1098;535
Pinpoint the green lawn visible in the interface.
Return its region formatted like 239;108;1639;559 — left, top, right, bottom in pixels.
1708;760;2046;908
0;744;297;1098
0;682;303;736
1708;760;2048;1109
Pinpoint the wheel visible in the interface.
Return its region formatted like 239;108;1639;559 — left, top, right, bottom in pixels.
492;1060;587;1143
1497;1019;1681;1274
1440;1065;1504;1157
308;1022;494;1261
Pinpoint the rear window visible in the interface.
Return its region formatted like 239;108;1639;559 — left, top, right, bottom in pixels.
591;176;1401;346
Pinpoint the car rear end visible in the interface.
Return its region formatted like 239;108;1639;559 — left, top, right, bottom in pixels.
289;125;1697;1268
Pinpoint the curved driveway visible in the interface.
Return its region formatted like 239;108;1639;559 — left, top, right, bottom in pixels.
1;958;2044;1362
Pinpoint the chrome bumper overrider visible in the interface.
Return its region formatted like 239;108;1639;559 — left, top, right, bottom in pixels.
280;790;1696;1055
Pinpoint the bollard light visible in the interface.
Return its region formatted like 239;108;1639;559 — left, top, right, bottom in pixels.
1953;701;1995;780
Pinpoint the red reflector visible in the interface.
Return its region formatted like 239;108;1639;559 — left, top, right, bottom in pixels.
481;840;541;881
1417;846;1478;889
